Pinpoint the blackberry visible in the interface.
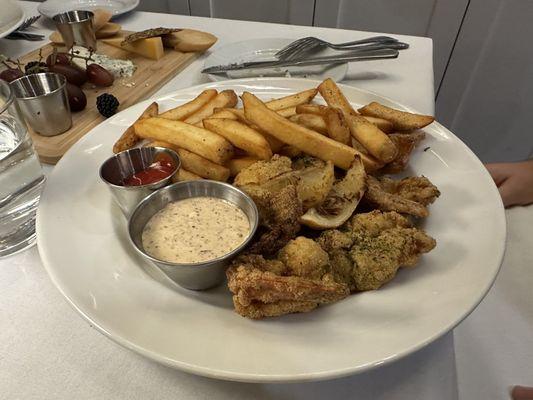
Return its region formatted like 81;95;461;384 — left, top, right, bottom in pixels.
24;61;48;74
96;93;119;118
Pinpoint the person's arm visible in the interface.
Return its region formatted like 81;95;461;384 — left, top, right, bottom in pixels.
485;160;533;207
511;386;533;400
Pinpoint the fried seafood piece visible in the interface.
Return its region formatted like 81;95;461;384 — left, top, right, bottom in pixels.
235;155;335;212
234;300;317;319
233;155;302;254
316;211;436;291
227;263;348;307
364;175;440;218
278;236;329;280
381;131;425;174
386;176;441;206
246;185;303;255
316;229;353;251
344;209;411;235
346;211;436;290
327;248;357;291
233;154;293;187
235;155;339;255
227;239;349;319
315;230;357;290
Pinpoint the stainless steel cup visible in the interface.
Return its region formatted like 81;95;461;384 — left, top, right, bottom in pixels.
99;147;181;218
10;73;72;136
53;10;97;50
128;180;259;290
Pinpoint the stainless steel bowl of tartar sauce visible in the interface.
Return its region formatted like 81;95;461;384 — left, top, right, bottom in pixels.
128;180;259;290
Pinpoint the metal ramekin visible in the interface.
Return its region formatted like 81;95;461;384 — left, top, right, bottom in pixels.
99;147;181;217
127;180;259;290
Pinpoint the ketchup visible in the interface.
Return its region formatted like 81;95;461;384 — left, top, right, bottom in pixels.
123;153;175;186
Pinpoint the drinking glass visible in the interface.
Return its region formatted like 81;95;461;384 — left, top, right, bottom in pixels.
0;79;45;257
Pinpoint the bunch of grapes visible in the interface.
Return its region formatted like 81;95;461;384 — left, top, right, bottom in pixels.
0;49;117;115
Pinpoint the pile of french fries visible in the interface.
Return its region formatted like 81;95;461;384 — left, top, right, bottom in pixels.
112;78;435;181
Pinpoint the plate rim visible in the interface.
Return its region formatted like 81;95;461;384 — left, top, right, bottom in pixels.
0;1;25;39
36;77;507;383
37;0;140;18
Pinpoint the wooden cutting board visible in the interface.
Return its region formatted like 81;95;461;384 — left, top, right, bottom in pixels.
18;37;200;164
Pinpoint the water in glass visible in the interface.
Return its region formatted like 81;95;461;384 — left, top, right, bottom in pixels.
0;80;44;257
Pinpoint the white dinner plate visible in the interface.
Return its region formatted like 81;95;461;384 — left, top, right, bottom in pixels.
204;38;348;82
38;0;139;19
0;0;25;39
37;78;506;383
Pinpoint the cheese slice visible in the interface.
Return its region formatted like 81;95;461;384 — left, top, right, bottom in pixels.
102;36;164;60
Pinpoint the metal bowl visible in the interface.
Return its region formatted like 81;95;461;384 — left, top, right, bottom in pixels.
99;147;180;217
128;180;259;290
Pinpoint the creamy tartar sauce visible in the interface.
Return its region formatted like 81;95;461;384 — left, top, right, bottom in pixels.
142;197;250;264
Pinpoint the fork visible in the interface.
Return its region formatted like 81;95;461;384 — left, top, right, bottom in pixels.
16;15;41;32
276;36;407;60
6;16;44;41
6;32;45;41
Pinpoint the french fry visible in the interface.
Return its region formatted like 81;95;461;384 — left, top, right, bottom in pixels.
171;168;202;183
220;108;285;153
242;92;380;171
276;106;297;118
296;103;328;116
344;114;398;163
223;107;296;119
148;140;230;181
265;88;318;111
201;109;238;127
134;117;234;164
184;90;238;125
203;118;272;160
361;116;394;133
324;108;351;145
358;102;434;131
318;78;397;159
233;147;248;157
210;108;239;120
318;78;358;117
223;108;246;121
113;102;158;153
295;104;392;134
289;114;328;135
381;132;426;174
351;137;370;155
227;156;261;176
159;89;217;121
262;133;284;153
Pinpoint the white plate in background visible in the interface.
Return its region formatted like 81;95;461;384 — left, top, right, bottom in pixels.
38;0;139;19
0;0;25;39
37;78;506;383
204;38;348;82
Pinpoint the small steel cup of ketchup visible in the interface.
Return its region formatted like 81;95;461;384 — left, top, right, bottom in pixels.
99;147;180;217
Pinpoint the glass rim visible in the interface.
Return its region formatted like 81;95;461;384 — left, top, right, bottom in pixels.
0;79;15;115
52;10;94;24
10;72;67;101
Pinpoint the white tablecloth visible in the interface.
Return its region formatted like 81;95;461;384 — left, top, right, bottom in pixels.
1;2;526;399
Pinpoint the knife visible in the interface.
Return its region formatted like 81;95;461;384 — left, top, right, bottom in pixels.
5;31;45;41
202;48;399;74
